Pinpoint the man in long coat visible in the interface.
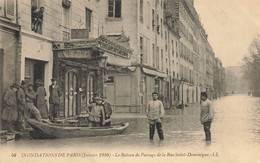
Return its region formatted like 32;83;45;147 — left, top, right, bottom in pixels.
17;80;28;131
2;83;19;132
49;78;62;122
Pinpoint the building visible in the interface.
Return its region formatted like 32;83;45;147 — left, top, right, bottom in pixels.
96;0;183;112
167;0;201;105
213;57;225;98
18;0;132;118
0;0;226;121
0;0;21;129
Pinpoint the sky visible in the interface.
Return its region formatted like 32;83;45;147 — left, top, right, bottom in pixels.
194;0;260;67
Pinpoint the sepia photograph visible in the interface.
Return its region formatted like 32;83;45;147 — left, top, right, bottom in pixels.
0;0;259;162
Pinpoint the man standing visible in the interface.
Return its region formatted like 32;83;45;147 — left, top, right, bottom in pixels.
49;78;62;122
17;80;28;131
2;83;19;133
200;92;214;141
101;96;112;126
88;96;105;127
146;92;165;140
25;83;42;122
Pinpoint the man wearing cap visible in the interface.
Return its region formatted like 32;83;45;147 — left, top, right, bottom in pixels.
49;78;62;122
17;80;28;131
2;83;19;132
101;96;112;126
200;92;214;141
147;92;165;140
88;96;105;127
25;83;42;122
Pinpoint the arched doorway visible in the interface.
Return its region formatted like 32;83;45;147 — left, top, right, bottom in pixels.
64;70;78;117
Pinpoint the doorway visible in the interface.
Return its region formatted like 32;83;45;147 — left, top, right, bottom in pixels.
25;58;46;89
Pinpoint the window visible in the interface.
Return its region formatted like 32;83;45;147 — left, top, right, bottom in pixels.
86;8;92;31
152;44;155;67
165;31;167;52
176;41;178;57
140;0;143;22
161;18;163;37
156;46;159;69
161;49;163;71
152;9;155;30
166;58;168;74
31;0;44;34
146;2;150;28
4;0;15;19
108;0;121;18
156;14;159;34
172;40;174;57
140;36;143;63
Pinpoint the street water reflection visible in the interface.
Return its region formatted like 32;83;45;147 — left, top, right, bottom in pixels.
2;95;260;161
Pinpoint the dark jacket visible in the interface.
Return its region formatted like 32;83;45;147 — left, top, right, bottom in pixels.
49;84;62;105
2;88;18;121
25;88;36;103
102;102;112;118
17;86;27;110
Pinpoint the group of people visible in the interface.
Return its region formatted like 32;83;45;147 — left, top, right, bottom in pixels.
146;91;214;141
2;78;61;133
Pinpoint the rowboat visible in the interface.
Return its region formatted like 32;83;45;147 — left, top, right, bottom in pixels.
27;118;129;139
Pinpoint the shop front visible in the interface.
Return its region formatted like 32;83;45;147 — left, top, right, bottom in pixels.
52;35;132;118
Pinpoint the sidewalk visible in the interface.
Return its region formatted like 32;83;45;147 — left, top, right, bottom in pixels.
111;102;200;119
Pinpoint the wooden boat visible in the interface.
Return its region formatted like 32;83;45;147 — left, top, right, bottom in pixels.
27;118;129;139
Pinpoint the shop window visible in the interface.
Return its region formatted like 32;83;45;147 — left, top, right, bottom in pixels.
108;0;121;18
31;0;44;34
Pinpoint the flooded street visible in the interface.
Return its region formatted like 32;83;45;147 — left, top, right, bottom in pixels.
2;95;260;162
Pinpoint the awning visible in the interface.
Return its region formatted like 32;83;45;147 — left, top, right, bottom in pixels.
104;52;131;67
142;67;167;78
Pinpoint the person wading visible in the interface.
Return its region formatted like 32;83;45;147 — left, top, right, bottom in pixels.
200;92;214;141
146;92;165;140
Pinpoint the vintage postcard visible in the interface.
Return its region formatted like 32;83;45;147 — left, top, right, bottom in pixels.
0;0;259;162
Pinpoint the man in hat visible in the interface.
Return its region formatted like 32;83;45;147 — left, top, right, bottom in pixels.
17;80;29;131
200;92;214;141
2;83;19;132
25;83;42;122
88;96;105;127
49;78;62;122
147;92;165;140
101;96;112;126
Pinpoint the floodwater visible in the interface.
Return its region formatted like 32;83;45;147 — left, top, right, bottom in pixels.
1;95;260;162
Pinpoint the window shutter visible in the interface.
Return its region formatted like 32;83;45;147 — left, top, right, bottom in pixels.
5;0;15;19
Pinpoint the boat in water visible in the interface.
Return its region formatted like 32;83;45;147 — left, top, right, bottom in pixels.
27;118;129;139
